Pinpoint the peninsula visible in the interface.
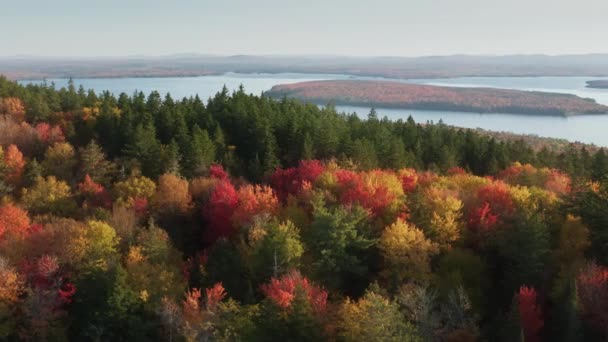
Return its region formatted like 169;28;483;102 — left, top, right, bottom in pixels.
266;80;608;116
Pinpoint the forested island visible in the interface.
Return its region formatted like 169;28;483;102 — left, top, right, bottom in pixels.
267;80;608;116
586;80;608;89
1;75;608;341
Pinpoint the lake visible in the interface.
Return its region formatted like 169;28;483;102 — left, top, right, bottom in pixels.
20;74;608;147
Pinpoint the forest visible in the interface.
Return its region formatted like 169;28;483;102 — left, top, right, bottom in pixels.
266;80;608;116
1;75;608;341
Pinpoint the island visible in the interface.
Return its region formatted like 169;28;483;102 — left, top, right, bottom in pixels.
586;80;608;89
266;80;608;116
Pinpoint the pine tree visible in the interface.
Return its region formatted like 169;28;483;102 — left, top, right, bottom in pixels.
78;140;115;185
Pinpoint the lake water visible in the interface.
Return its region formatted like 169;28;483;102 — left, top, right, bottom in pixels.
20;74;608;147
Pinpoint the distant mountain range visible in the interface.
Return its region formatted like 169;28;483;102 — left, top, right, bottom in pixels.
4;54;608;80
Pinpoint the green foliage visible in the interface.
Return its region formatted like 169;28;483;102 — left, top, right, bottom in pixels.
248;220;304;284
0;77;605;341
306;199;375;294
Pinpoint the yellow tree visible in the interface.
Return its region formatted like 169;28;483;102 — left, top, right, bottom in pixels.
152;173;191;215
336;290;421;342
379;219;439;286
41;142;77;181
21;176;75;215
421;187;463;249
114;174;156;207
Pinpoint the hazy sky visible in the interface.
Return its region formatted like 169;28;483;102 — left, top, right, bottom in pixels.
3;0;608;57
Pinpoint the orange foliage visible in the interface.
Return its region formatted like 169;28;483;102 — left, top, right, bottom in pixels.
232;184;279;227
0;97;26;122
260;270;328;315
3;144;25;186
205;283;227;311
338;169;403;217
153;173;191;214
0;203;31;240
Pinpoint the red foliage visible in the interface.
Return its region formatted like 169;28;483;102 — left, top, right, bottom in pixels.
27;223;44;235
417;171;439;187
518;286;543;342
577;264;608;335
337;170;397;217
58;282;76;304
205;283;227;310
468;202;498;233
3;144;25;186
271;167;299;201
271;160;326;201
260;270;328;315
35;123;65;145
475;181;514;218
447;166;467;176
497;163;527;181
203;180;238;243
20;255;75;306
77;174;112;208
209;164;229;180
132;197;149;217
398;169;418;193
0;203;31;240
341;182;392;217
297;160;325;184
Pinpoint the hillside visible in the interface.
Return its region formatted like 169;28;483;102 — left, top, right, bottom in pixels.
6;54;608;80
1;77;608;340
267;80;608;116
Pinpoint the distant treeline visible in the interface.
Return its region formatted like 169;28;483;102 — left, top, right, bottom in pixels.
6;54;608;80
1;76;607;183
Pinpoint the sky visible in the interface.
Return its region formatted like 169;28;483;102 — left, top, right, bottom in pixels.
2;0;608;57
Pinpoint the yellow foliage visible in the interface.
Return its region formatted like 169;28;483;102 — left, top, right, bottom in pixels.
127;246;147;265
114;175;156;205
81;220;119;271
379;219;439;284
0;259;23;303
337;291;420;341
21;176;72;213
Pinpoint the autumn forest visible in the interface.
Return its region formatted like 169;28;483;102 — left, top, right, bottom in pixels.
1;76;608;341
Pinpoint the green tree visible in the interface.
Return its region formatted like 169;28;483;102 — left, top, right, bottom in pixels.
306;198;375;294
78;140;116;185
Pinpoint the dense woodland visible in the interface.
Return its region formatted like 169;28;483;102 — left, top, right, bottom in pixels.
266;80;608;116
0;76;608;341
